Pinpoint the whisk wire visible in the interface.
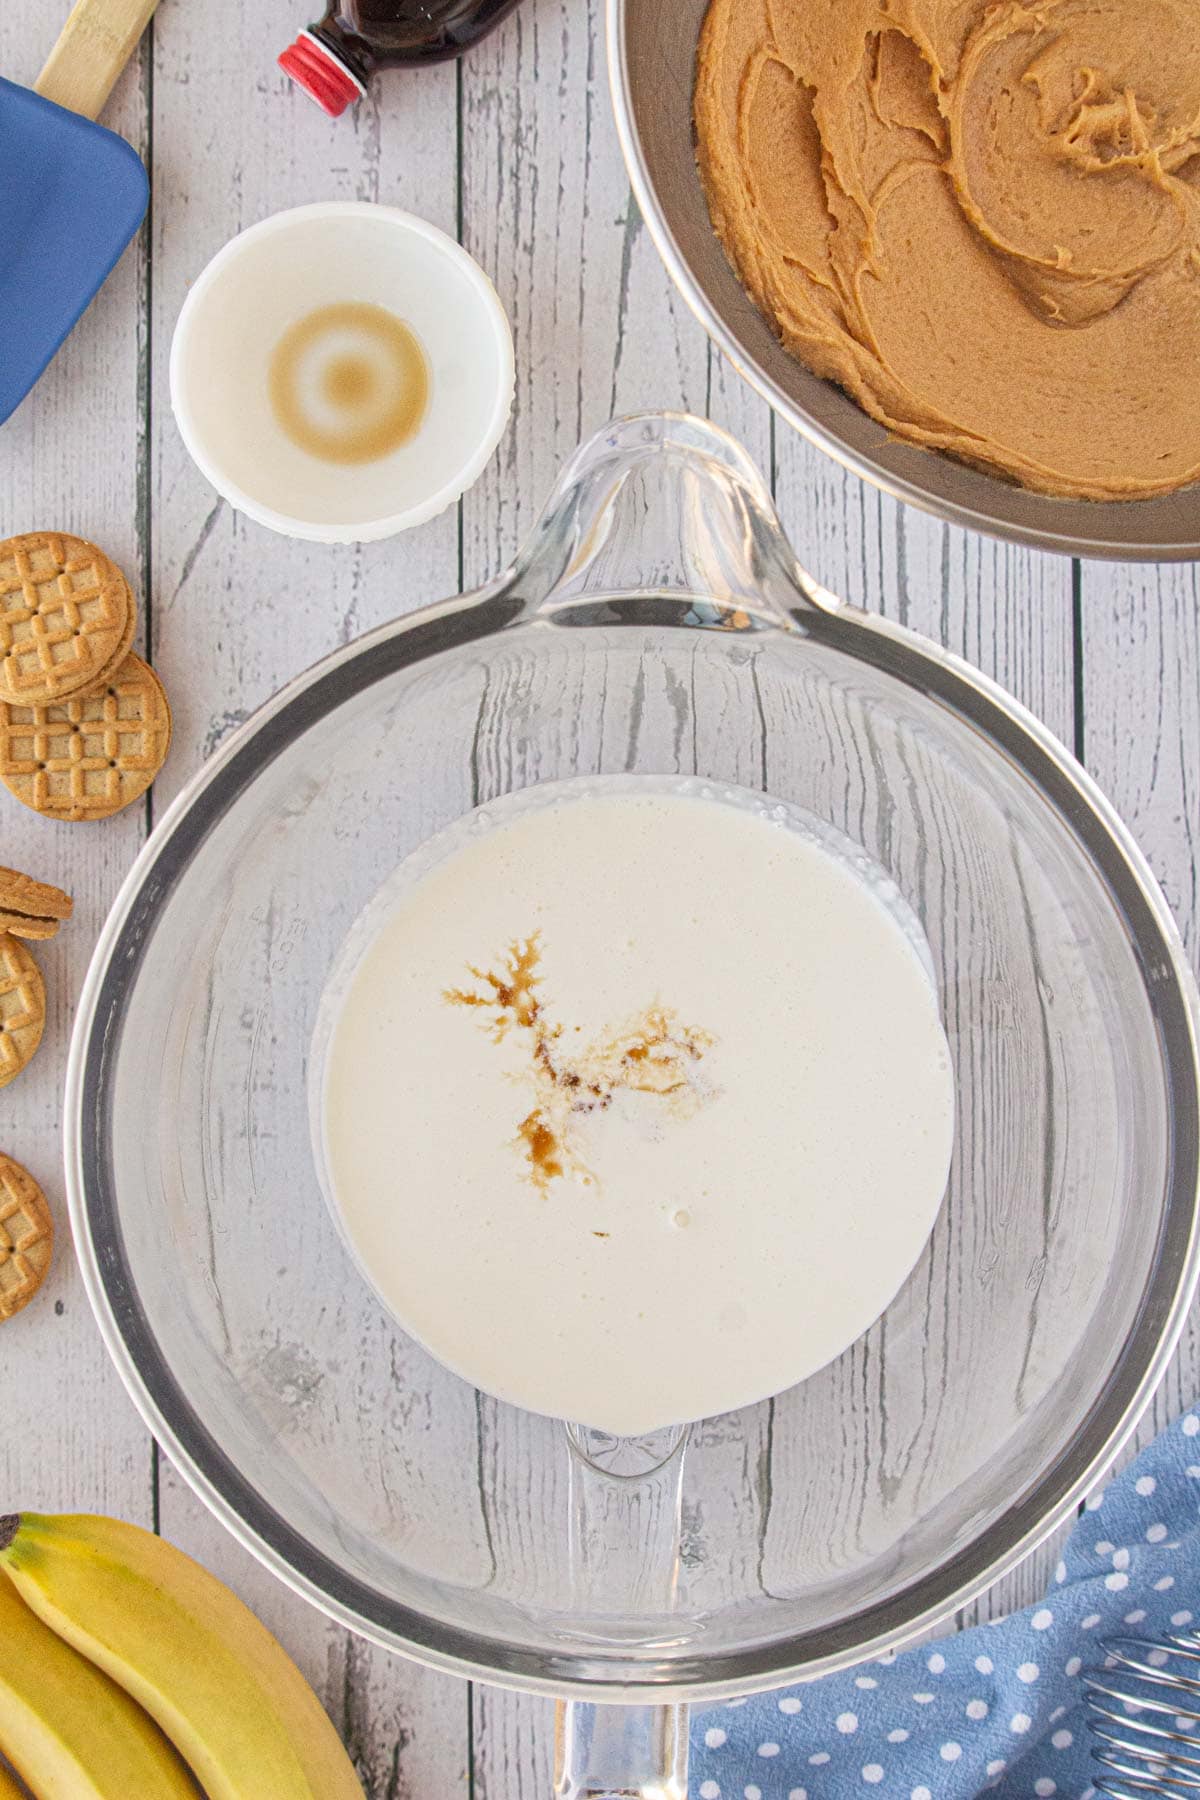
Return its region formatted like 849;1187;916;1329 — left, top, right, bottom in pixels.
1091;1698;1200;1747
1087;1634;1200;1799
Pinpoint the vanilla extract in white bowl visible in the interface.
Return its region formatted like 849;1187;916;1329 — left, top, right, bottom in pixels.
169;202;514;542
268;300;429;465
312;774;955;1436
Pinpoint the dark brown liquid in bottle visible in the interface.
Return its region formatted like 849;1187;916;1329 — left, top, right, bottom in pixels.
311;0;523;76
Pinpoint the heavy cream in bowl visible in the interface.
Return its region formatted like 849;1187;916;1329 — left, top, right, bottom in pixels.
312;776;955;1436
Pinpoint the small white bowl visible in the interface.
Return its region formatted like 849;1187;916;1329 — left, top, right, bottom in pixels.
169;202;514;543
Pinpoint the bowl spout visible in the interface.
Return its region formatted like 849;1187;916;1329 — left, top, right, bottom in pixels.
512;411;838;627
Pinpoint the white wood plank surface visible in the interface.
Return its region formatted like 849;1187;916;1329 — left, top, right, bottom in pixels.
1;0;1198;1793
144;4;470;1790
1081;563;1200;1457
0;16;154;1546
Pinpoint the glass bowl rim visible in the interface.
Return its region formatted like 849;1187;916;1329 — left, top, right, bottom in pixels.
63;587;1200;1700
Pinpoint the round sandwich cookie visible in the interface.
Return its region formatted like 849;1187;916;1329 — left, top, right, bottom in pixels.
0;532;136;708
0;651;172;822
0;1153;54;1322
0;866;73;940
0;934;45;1089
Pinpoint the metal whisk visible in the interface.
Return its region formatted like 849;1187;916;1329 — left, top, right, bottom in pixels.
1086;1634;1200;1796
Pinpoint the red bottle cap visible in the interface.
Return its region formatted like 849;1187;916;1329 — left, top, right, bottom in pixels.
278;31;365;117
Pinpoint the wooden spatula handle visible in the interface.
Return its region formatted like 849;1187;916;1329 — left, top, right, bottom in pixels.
35;0;159;121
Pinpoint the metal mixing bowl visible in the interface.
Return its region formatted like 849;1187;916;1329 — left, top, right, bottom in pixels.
606;1;1200;560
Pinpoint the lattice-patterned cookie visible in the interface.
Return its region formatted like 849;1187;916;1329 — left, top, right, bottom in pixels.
0;935;45;1089
0;652;172;822
0;532;136;707
0;1153;53;1322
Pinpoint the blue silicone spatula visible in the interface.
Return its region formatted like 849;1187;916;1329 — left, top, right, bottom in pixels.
0;0;158;426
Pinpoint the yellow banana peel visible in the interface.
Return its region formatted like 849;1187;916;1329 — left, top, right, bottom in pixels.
0;1561;196;1799
0;1512;365;1800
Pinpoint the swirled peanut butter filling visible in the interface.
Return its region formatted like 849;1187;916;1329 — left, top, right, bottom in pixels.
695;0;1200;499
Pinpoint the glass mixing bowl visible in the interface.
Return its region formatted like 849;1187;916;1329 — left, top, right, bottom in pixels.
66;414;1200;1795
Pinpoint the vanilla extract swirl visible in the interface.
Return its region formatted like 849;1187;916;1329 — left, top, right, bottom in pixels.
445;933;715;1191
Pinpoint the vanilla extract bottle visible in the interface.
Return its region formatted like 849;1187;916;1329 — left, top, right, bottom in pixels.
280;0;523;116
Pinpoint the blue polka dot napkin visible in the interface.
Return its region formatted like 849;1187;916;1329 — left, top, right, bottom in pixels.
692;1402;1200;1799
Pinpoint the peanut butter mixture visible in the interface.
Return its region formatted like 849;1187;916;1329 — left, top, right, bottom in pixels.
445;934;714;1191
695;0;1200;499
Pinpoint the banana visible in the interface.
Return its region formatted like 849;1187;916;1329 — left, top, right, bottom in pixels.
0;1765;24;1800
0;1513;365;1800
0;1557;195;1799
